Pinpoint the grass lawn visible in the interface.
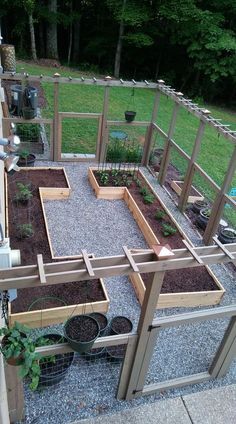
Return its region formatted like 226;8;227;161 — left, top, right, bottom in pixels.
16;61;236;224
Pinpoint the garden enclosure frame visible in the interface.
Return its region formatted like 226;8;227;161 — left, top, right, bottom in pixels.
0;243;236;422
1;73;236;243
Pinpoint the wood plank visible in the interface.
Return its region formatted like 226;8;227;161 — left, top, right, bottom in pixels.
182;240;203;264
171;180;204;203
212;236;235;260
37;254;46;283
123;246;139;272
81;249;95;276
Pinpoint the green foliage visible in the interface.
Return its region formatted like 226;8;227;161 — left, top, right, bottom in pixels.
18;149;30;160
155;209;166;220
17;223;34;239
106;138;142;164
0;322;41;391
14;182;33;203
100;172;109;185
16;124;40;142
143;193;155;204
161;223;177;237
139;186;149;196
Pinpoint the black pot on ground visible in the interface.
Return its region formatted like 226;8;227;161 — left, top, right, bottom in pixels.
84;346;106;361
124;111;136;122
89;312;108;336
36;333;74;388
64;314;100;354
22;107;36;120
196;208;211;229
110;316;133;335
192;200;209;214
106;345;126;362
17;153;36;167
218;227;236;244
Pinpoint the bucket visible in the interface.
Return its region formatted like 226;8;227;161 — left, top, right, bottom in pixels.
0;44;16;72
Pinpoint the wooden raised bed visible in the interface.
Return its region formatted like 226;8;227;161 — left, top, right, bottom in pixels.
89;167;225;308
171;180;204;203
6;167;109;327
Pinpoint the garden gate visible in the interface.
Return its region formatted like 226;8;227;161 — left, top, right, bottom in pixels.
0;243;236;422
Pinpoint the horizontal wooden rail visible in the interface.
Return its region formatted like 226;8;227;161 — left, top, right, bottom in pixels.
59;112;101;119
107;120;150;127
152;304;236;329
142;372;210;396
2;117;53;124
0;244;235;290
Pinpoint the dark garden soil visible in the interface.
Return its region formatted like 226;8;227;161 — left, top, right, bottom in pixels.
94;170;219;293
8;169;106;314
90;313;108;333
65;316;99;342
110;316;133;334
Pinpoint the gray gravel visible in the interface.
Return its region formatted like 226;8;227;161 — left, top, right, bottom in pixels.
22;161;236;424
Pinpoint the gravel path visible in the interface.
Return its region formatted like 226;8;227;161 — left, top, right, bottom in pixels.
22;161;236;424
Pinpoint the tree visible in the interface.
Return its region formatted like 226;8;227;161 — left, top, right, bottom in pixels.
22;0;37;61
46;0;59;59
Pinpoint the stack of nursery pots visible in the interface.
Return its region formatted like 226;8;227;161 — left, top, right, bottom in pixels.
84;312;108;360
192;199;209;214
196;207;211;229
64;314;101;354
106;316;133;362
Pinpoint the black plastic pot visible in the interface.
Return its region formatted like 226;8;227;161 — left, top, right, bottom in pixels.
106;345;126;362
192;200;209;214
36;334;74;388
22;107;36;120
64;314;100;354
196;208;211;229
124;111;136;122
110;316;133;335
84;346;106;361
89;312;108;336
218;228;236;244
17;153;36;167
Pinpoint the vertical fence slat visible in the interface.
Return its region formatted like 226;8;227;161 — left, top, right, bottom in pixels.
53;81;59;160
158;102;180;185
99;86;110;162
4;362;25;423
209;316;236;378
117;335;138;400
125;271;165;400
203;145;236;244
142;89;161;165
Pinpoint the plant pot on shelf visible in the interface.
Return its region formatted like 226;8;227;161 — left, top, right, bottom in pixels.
17;153;36;167
64;314;100;354
84;347;106;361
35;333;74;387
124;111;136;122
89;312;108;336
22;107;36;120
192;199;209;214
218;227;236;244
106;345;126;362
196;207;211;229
109;316;133;335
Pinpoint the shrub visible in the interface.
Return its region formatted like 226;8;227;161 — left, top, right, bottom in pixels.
155;209;165;220
16;123;40;143
14;182;33;203
139;186;149;196
161;223;177;236
17;223;34;239
143;194;155;204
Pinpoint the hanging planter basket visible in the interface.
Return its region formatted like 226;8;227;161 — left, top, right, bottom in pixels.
124;110;136;122
64;314;100;354
124;87;136;122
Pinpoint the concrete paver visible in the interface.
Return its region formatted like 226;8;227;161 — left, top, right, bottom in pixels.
71;397;192;424
183;384;236;424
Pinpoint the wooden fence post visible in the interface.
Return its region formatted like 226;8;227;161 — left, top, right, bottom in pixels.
142;89;161;166
178;120;206;211
99;86;110;162
125;271;166;400
53;81;59;161
203;145;236;244
4;363;25;423
158;102;180;185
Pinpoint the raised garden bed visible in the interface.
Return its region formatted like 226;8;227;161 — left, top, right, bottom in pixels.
89;167;225;308
6;167;109;328
170;180;204;203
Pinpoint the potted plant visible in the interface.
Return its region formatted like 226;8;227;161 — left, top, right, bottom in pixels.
14;182;33;205
218;227;236;244
35;333;74;387
196;207;211;229
64;314;100;354
0;322;41;391
17;149;36;167
16;223;34;239
192;199;209;214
